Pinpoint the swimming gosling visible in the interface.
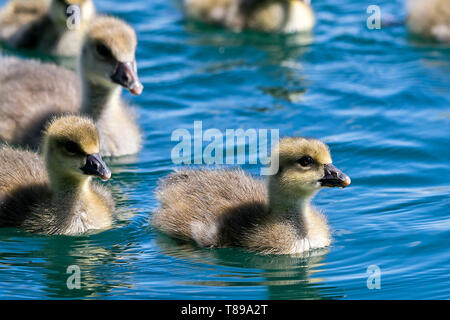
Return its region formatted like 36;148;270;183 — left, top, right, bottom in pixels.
0;115;114;235
184;0;315;33
0;0;49;39
407;0;450;43
153;137;351;255
0;0;96;56
0;16;143;157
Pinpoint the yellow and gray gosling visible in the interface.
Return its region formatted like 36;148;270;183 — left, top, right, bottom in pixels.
0;0;50;39
184;0;315;33
0;0;96;56
0;16;143;157
0;115;114;235
153;137;351;255
407;0;450;43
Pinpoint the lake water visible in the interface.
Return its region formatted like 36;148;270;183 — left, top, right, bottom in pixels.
0;0;449;299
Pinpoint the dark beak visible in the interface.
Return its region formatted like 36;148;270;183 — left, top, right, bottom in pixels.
111;61;143;95
319;164;351;188
80;154;111;181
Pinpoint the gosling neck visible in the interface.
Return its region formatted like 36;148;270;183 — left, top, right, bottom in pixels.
267;178;317;218
79;67;123;121
47;170;92;199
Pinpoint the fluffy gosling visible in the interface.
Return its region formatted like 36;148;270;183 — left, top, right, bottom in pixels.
0;115;114;235
184;0;315;33
153;137;351;255
0;0;96;56
407;0;450;43
0;0;50;39
0;16;143;157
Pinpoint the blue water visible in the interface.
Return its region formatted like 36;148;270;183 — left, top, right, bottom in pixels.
0;0;449;299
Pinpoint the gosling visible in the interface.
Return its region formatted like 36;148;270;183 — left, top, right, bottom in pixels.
0;115;114;235
407;0;450;43
153;137;351;255
0;0;49;39
0;16;143;157
0;0;96;56
183;0;315;33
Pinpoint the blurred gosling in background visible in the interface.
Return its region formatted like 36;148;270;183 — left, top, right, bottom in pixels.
0;0;50;38
153;137;351;255
0;16;144;157
407;0;450;43
0;0;96;56
0;116;114;235
184;0;315;33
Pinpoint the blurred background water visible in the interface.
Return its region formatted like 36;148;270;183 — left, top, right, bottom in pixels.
0;0;449;299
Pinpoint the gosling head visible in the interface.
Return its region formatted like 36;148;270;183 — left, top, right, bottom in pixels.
80;16;143;95
270;137;351;198
43;116;111;185
49;0;95;27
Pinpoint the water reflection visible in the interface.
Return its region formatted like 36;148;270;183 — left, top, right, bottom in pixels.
184;22;312;104
0;174;141;299
184;20;314;48
39;238;132;298
154;232;344;300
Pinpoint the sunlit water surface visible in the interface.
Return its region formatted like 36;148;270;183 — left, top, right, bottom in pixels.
0;0;449;299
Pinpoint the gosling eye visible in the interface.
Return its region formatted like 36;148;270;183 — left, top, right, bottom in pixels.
57;0;69;6
297;156;314;167
95;42;113;60
63;141;81;156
